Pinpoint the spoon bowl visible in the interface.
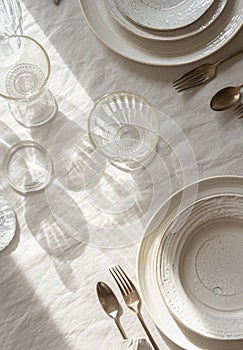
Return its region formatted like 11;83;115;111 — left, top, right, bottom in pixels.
210;83;243;111
96;281;127;339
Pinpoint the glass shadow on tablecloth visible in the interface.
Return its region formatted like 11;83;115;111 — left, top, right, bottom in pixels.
0;256;74;349
44;106;198;249
24;187;89;291
22;105;89;291
0;122;73;348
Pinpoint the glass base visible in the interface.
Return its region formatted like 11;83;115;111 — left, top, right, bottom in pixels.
8;90;57;127
3;141;54;193
110;143;158;172
0;196;16;251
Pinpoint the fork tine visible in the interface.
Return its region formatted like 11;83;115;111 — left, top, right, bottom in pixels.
173;71;203;87
174;72;204;86
109;267;129;296
173;67;202;84
117;265;135;293
235;109;243;116
111;266;161;350
175;74;205;91
176;77;208;92
234;104;243;113
233;103;243;118
234;107;243;116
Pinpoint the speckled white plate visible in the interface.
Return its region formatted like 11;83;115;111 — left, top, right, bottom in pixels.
0;196;16;251
115;0;215;31
137;176;243;350
79;0;243;66
105;0;228;41
157;194;243;340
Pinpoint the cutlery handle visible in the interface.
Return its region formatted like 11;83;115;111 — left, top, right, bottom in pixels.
114;318;128;340
216;48;243;66
136;311;160;350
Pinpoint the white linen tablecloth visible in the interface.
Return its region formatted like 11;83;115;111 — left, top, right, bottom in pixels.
0;1;243;349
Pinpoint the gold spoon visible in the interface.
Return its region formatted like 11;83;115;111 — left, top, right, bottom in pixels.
210;83;243;111
96;281;128;339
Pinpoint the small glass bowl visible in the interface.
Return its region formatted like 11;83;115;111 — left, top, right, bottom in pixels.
3;140;53;193
88;91;160;168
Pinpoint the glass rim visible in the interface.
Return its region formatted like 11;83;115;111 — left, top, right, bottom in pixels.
0;35;51;102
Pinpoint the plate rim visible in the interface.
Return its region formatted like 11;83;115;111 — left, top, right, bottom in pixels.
104;0;229;41
136;175;243;350
156;192;243;340
79;0;243;66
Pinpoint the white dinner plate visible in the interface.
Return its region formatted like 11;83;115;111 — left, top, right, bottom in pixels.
157;194;243;340
79;0;243;66
137;176;243;350
105;0;228;41
115;0;215;31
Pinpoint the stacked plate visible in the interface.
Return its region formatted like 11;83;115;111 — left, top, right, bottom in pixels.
137;176;243;350
79;0;243;65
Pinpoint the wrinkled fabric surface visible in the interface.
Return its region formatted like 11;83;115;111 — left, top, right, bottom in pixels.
0;0;242;349
120;338;152;350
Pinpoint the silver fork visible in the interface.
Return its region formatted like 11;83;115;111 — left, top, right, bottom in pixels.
173;48;243;92
110;265;160;350
234;103;243;119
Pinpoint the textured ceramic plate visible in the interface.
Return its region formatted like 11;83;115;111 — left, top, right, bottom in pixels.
0;196;16;251
137;176;243;350
79;0;243;66
157;194;243;340
115;0;215;31
105;0;228;41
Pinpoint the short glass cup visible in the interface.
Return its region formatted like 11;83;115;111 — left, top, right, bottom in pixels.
0;0;23;37
88;91;160;170
0;35;57;127
2;140;54;194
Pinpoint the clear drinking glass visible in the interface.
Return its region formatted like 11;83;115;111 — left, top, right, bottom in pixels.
0;0;22;249
88;91;160;170
0;0;23;37
0;35;57;127
3;140;54;194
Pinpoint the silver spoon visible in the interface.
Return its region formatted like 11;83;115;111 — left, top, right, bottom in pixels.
96;281;128;339
210;83;243;111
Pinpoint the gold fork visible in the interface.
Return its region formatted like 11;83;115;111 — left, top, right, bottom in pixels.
234;103;243;119
110;265;160;350
173;48;243;92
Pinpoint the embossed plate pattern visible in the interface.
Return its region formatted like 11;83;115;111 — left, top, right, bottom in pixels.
105;0;228;41
137;176;243;350
115;0;215;31
157;194;243;340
